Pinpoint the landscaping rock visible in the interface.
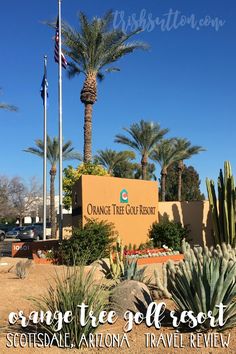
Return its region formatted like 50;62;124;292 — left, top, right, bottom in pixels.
90;258;111;276
110;280;152;316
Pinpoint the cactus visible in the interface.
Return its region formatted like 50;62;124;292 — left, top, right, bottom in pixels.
123;259;147;282
166;240;236;331
109;238;125;280
206;161;236;246
153;265;172;299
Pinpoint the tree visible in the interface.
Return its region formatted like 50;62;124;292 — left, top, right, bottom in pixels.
9;177;42;226
174;138;205;201
0;176;15;220
58;11;148;163
165;163;205;201
63;163;109;210
112;159;135;179
94;149;135;175
115;120;168;180
151;139;183;201
24;136;81;238
0;176;42;225
113;160;157;180
132;162;157;180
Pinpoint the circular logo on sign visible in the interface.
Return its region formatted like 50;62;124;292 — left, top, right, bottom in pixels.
120;189;128;203
121;192;128;201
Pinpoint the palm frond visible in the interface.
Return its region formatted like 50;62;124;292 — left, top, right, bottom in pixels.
48;11;149;80
24;135;81;166
0;103;18;112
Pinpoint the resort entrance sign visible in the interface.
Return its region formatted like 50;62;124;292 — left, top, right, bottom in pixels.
72;175;158;245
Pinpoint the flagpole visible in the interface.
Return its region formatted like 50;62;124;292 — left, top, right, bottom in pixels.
58;0;63;242
43;55;48;241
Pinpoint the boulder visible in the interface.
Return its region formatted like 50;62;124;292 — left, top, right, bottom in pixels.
110;280;152;316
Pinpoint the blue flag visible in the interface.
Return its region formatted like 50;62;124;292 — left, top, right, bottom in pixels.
40;74;48;102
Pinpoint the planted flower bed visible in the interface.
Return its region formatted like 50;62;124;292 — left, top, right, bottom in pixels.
32;250;55;264
124;247;183;264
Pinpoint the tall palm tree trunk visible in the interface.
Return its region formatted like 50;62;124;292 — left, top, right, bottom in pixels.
178;160;184;202
83;103;93;163
141;155;148;180
50;166;57;239
161;170;167;201
80;72;97;163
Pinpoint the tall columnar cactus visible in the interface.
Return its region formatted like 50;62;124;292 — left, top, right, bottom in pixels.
109;238;125;280
166;240;236;331
206;161;236;246
153;265;172;299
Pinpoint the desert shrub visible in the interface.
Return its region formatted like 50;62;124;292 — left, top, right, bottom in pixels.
58;219;116;265
166;241;236;331
148;220;189;251
32;266;110;348
15;260;32;279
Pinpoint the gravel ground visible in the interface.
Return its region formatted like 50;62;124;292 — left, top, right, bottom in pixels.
0;258;235;354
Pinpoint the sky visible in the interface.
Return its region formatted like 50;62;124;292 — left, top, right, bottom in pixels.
0;0;235;196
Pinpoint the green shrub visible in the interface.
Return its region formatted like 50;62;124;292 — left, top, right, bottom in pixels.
138;239;154;250
63;163;109;210
32;266;110;348
148;220;189;251
166;241;236;331
58;219;116;265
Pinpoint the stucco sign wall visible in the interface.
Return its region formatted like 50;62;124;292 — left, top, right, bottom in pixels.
72;175;158;245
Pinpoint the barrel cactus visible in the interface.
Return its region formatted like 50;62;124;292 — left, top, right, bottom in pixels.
206;161;236;246
166;240;236;331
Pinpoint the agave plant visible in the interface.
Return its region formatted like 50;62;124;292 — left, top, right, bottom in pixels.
166;240;236;331
122;259;147;282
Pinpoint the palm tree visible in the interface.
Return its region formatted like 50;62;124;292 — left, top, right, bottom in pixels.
24;136;81;238
133;162;157;181
115;120;168;180
175;138;205;201
58;11;148;163
151;139;183;201
94;149;135;175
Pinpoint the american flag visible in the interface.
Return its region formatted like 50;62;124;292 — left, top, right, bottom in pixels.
54;18;67;69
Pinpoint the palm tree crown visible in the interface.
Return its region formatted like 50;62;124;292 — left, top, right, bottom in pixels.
174;138;205;162
24;136;82;166
94;149;135;175
151;139;184;201
24;136;81;238
115;120;169;180
54;11;148;163
174;138;205;201
62;11;148;87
